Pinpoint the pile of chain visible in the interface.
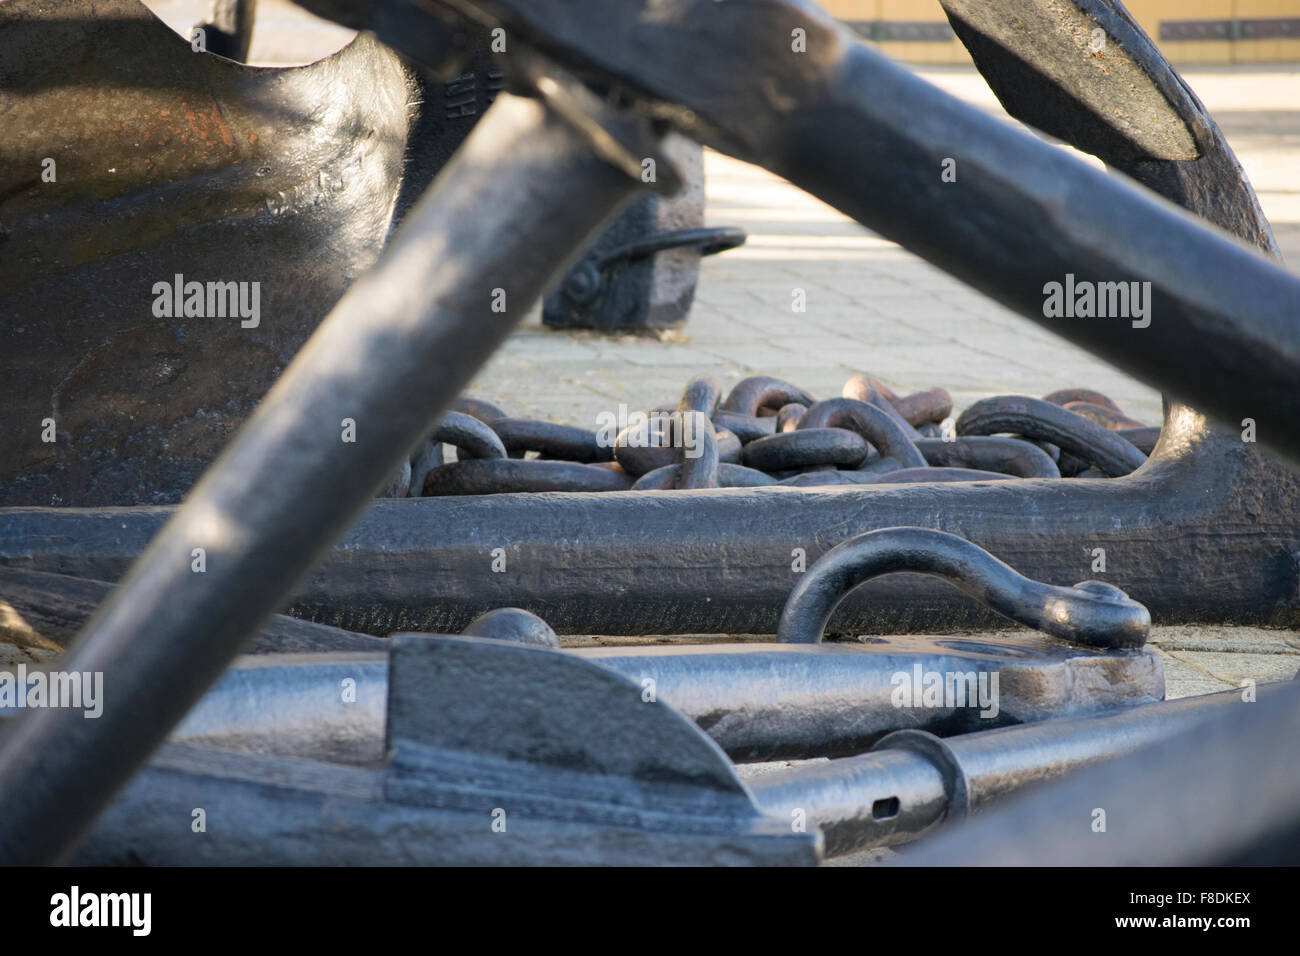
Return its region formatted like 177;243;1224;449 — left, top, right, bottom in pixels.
378;374;1160;496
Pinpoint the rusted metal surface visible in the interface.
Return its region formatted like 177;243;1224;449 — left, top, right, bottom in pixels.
0;565;385;654
0;0;414;507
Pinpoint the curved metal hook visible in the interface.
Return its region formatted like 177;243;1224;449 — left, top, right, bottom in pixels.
777;527;1150;649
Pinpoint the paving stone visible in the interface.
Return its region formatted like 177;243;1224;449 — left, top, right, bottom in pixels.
1148;625;1300;655
1170;650;1300;686
590;343;730;368
1166;678;1238;700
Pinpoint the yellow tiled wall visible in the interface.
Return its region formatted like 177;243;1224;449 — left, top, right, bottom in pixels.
1235;0;1300;61
1131;0;1231;64
824;0;1300;64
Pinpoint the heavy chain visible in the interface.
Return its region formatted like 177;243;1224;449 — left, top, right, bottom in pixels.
386;374;1154;496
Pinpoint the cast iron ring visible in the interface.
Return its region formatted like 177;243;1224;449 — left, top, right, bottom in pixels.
871;729;969;823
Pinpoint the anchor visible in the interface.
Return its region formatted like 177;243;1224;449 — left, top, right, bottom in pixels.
1;0;1298;863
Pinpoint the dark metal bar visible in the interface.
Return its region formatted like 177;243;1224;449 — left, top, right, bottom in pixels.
894;680;1300;865
772;43;1300;458
69;635;822;866
749;683;1296;858
955;396;1147;477
142;633;1160;764
57;636;1282;864
0;90;646;864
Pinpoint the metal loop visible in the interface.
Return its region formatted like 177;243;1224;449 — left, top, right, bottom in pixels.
891;387;953;428
839;379;922;437
871;730;969;823
631;462;776;490
956;395;1148;477
675;410;720;489
422;459;632;495
1042;388;1123;412
914;436;1060;479
777;527;1150;648
721;376;816;417
615;417;740;476
799;398;927;469
429;410;508;461
742;427;870;472
776;403;807;432
842;373;898;403
678;375;723;417
491;418;614;463
451;397;507;424
711;410;775;444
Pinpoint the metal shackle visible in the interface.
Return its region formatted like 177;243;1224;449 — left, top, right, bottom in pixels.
777;527;1150;649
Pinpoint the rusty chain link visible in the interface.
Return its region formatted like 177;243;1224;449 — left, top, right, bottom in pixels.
383;375;1154;496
